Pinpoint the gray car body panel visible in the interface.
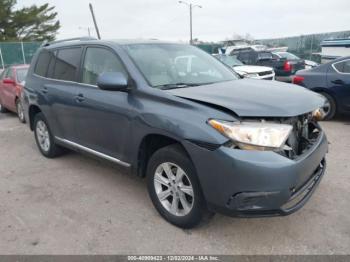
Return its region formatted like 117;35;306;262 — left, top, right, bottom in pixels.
23;40;328;216
168;79;326;117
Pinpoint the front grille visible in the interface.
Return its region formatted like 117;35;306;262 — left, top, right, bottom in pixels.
279;114;321;159
262;76;274;80
258;71;273;76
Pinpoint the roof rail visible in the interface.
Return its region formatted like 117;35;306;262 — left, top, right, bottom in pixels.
43;37;97;47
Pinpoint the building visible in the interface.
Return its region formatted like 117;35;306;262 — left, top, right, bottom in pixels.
320;38;350;63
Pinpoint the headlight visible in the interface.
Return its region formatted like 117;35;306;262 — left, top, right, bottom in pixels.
242;73;259;78
208;119;293;151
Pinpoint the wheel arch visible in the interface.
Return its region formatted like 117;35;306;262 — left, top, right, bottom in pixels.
136;133;192;178
28;104;42;130
310;87;338;103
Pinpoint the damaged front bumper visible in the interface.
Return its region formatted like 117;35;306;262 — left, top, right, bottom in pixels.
183;129;328;218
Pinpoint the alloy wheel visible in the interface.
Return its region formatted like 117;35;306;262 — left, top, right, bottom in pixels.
153;162;194;216
36;120;51;152
323;99;331;118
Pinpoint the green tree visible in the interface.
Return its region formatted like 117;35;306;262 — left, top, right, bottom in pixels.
0;0;60;41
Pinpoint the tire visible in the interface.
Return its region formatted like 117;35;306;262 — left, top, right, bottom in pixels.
0;102;8;113
33;112;65;158
320;92;336;120
146;144;211;228
16;99;26;123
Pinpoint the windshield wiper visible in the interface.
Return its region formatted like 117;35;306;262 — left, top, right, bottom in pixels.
156;83;202;90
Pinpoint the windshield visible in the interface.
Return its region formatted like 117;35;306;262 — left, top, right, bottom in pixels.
276;52;300;60
124;44;237;88
218;55;243;67
258;52;273;60
16;68;28;83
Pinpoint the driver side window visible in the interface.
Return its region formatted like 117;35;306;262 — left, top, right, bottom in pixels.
81;47;127;85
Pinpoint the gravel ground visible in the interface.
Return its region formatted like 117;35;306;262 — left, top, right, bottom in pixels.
0;113;349;255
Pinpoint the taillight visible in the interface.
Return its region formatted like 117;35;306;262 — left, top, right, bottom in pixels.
293;75;304;85
283;61;292;72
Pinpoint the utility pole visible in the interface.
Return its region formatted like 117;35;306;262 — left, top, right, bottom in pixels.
178;1;202;44
89;3;101;39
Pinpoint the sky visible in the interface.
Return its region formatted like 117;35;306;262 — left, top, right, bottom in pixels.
17;0;350;42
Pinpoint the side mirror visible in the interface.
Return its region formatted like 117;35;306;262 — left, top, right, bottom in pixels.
97;72;128;91
3;78;16;85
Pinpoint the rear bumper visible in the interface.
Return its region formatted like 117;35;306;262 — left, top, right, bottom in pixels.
183;131;328;218
276;75;293;83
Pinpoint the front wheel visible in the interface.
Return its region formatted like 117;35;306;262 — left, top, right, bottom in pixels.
147;144;211;228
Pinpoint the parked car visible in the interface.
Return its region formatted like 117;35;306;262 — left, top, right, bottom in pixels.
293;56;350;120
23;38;327;228
0;64;29;122
233;48;305;82
213;54;275;80
272;52;306;81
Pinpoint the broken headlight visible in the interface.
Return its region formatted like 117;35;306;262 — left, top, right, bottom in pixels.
208;119;293;151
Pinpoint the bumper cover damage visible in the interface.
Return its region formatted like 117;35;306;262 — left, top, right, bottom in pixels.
183;129;328;218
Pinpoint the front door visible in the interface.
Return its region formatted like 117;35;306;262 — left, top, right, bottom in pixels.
1;68;16;111
73;46;133;162
328;59;350;112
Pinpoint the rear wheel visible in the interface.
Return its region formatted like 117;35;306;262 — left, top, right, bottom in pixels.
320;92;336;120
34;113;65;158
0;103;8;113
16;99;26;123
147;144;211;228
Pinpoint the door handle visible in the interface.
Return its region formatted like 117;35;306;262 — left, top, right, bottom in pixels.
41;87;48;94
75;94;85;103
332;79;344;85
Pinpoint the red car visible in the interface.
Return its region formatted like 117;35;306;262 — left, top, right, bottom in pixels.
0;64;29;123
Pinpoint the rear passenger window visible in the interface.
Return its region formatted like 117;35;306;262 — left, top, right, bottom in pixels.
334;60;350;74
35;51;51;76
81;47;127;85
53;48;82;81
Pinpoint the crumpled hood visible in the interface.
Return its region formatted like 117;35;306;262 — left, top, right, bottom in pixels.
167;79;326;117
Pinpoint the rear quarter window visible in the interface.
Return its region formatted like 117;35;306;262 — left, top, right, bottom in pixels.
333;60;350;74
34;50;51;77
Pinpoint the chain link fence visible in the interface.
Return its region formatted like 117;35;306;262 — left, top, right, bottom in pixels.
0;42;42;69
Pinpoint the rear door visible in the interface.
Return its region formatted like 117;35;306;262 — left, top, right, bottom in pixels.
328;59;350;112
37;47;83;141
72;46;132;162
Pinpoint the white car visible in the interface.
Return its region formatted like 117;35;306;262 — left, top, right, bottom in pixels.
304;59;319;69
214;54;275;80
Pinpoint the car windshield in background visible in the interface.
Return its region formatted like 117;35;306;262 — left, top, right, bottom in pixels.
258;52;273;60
219;55;244;67
16;68;28;83
124;44;238;89
276;52;300;60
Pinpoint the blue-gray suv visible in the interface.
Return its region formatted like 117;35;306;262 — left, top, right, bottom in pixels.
23;38;328;228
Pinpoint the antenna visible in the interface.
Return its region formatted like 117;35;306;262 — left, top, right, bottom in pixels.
89;3;101;40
